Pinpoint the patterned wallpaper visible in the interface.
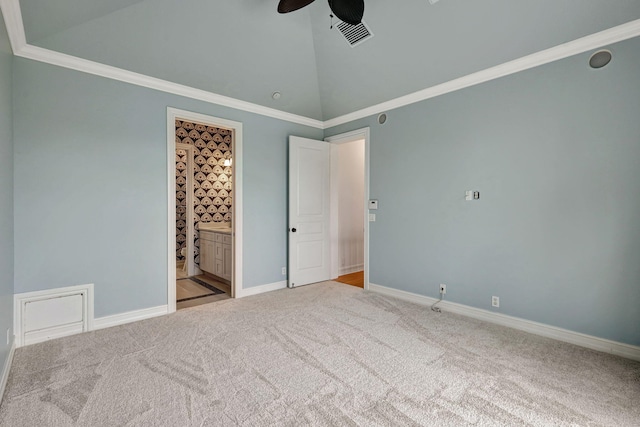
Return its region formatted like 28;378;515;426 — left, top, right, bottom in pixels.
175;120;233;266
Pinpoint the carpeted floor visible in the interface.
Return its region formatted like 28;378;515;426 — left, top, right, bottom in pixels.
1;281;639;426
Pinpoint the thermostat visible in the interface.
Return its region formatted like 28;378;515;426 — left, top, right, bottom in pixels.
368;200;378;210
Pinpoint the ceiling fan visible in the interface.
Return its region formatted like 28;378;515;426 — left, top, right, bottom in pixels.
277;0;365;25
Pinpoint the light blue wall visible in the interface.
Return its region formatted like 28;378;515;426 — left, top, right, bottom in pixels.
13;58;322;318
326;37;640;346
0;15;14;370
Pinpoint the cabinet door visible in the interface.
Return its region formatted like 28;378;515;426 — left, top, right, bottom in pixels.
223;243;232;280
215;259;224;277
200;240;214;273
215;241;223;260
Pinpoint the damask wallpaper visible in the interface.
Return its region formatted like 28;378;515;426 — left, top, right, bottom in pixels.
175;120;233;267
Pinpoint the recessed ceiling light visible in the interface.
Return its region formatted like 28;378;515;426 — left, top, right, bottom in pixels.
589;50;612;69
272;92;282;100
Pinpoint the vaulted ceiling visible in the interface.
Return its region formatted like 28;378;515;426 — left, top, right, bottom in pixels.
17;0;640;121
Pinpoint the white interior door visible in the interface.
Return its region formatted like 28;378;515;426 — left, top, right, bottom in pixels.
289;136;331;287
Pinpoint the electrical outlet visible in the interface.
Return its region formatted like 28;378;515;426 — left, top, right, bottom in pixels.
281;267;287;276
492;296;500;307
439;284;446;295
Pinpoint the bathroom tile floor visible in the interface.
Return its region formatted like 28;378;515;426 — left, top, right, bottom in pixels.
176;274;230;310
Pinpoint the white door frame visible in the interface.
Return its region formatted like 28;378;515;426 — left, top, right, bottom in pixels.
175;142;198;278
325;127;371;291
167;107;244;313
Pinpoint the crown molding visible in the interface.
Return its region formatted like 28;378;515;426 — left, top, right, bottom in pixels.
0;0;323;129
16;44;324;129
323;18;640;129
2;0;640;130
0;0;26;53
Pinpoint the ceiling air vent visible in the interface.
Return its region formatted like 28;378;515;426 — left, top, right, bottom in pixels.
335;20;373;47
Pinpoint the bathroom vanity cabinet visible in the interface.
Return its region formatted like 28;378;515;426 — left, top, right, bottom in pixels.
199;230;232;281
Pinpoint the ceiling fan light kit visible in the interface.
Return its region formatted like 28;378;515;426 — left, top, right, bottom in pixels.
278;0;365;25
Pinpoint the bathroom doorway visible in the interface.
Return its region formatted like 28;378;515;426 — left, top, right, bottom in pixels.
167;108;244;313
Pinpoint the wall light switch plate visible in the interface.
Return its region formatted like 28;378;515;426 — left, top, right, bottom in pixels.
369;213;376;222
465;191;473;201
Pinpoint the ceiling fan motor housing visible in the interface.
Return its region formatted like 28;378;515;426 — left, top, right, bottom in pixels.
278;0;364;25
328;0;365;25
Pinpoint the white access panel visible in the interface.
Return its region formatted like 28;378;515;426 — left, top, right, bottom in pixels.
14;284;94;347
25;294;84;332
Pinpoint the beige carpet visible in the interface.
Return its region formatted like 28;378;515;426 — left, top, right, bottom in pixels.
1;282;639;426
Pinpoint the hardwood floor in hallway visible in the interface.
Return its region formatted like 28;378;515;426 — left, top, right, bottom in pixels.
335;271;364;288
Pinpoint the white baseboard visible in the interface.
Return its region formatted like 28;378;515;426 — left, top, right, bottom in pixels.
0;337;16;405
93;305;168;331
339;265;364;276
23;322;84;346
237;281;287;298
369;283;640;362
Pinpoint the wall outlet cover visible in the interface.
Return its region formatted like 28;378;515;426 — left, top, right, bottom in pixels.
492;296;500;307
281;267;287;275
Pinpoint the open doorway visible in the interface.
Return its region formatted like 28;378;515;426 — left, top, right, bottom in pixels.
287;128;370;290
327;128;370;289
174;122;233;309
331;139;365;288
167;108;244;313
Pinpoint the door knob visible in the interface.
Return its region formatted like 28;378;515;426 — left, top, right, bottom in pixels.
291;228;297;232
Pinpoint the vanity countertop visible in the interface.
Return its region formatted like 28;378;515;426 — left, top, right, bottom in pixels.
198;223;232;234
199;228;231;235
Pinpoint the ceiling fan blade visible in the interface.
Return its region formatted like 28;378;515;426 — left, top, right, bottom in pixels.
328;0;364;25
278;0;316;13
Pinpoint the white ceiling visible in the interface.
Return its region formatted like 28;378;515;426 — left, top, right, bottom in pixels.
17;0;640;121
